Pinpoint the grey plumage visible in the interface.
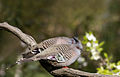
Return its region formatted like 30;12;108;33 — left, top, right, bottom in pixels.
17;37;83;67
22;37;82;59
19;44;81;67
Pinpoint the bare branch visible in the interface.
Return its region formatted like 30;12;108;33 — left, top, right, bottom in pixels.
40;60;120;77
51;68;119;77
0;22;37;47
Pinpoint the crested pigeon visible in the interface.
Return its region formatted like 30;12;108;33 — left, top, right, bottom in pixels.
22;37;83;59
17;37;83;67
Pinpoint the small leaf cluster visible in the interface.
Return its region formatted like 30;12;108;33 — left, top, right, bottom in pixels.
97;53;120;75
82;32;120;76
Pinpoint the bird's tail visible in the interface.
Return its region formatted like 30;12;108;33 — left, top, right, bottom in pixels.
6;62;18;70
6;57;33;70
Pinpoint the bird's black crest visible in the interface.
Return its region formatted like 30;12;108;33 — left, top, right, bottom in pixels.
73;37;79;43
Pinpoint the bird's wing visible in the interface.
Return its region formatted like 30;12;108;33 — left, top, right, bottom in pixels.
22;37;70;58
22;37;58;58
22;37;72;59
28;44;79;63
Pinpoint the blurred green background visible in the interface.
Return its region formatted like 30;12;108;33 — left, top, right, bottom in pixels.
0;0;120;77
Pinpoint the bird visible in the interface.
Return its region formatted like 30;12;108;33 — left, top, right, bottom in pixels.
17;37;83;67
22;37;83;59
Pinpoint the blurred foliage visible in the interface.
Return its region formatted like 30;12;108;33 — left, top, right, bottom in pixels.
0;0;120;77
82;32;104;60
97;53;120;75
82;32;120;75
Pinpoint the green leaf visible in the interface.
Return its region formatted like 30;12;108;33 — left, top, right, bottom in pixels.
109;63;116;69
97;48;103;52
86;47;90;51
104;53;108;58
95;40;99;43
99;41;105;47
82;40;88;44
113;69;119;73
117;61;120;65
83;36;87;40
89;32;92;35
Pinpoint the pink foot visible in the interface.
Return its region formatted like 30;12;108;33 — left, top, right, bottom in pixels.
63;66;68;68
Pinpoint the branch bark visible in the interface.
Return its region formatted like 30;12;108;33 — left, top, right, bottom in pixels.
0;22;37;47
51;68;119;77
0;22;119;77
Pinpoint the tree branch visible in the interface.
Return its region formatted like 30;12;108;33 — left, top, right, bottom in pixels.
51;68;119;77
0;22;119;77
0;22;37;47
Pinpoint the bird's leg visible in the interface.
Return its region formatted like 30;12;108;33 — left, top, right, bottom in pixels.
63;66;68;68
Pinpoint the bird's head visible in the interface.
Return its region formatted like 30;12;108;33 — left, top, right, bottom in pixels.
71;37;83;51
